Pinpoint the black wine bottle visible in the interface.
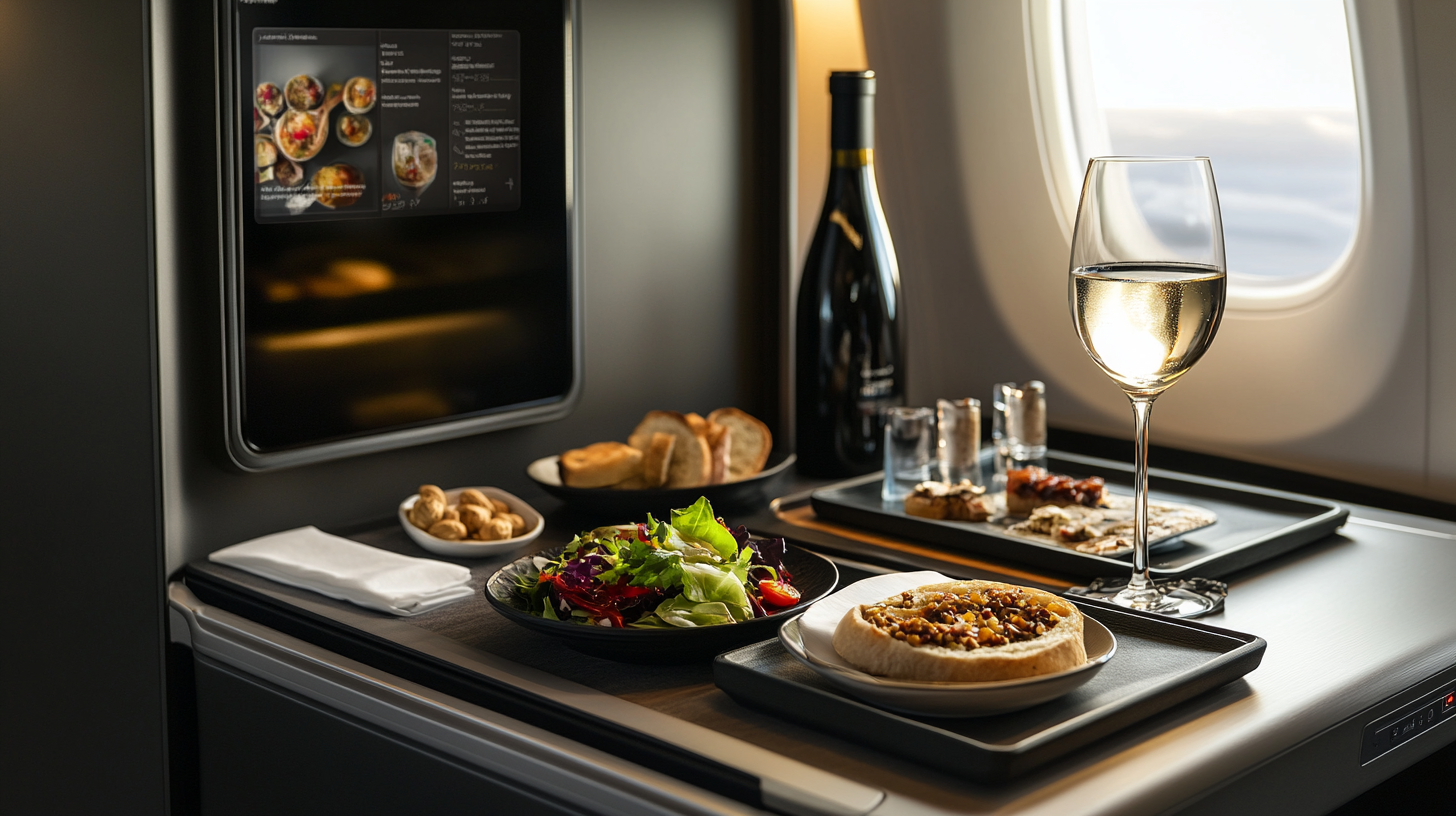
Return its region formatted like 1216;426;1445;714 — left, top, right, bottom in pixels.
795;70;905;477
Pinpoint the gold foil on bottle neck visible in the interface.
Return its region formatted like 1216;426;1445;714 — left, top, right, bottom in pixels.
833;148;873;168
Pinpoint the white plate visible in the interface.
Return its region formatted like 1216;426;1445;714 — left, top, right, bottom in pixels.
397;486;544;557
780;571;1116;717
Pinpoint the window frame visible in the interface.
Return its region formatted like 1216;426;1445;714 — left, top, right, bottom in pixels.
1028;0;1366;312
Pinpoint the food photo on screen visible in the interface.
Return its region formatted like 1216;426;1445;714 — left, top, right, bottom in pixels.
251;31;381;221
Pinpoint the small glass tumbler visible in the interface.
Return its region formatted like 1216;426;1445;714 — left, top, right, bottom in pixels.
937;398;982;486
882;406;935;501
1006;380;1048;470
991;382;1016;492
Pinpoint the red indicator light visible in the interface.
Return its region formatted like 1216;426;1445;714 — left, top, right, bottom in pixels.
1448;694;1454;705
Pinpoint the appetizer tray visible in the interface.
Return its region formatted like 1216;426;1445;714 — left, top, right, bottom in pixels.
714;598;1267;782
810;450;1349;580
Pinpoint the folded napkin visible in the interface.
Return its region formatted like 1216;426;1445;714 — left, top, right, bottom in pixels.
209;526;474;616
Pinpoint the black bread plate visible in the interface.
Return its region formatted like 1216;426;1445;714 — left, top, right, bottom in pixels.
485;542;838;664
526;451;796;517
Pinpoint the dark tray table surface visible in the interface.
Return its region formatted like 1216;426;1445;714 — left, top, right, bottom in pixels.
182;490;1456;815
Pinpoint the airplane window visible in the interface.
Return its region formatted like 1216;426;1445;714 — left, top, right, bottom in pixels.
1069;0;1359;287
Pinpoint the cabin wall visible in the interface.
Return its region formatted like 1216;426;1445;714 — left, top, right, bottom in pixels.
860;0;1456;502
0;1;168;812
155;0;781;571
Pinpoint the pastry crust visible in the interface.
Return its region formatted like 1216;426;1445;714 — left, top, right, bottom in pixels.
832;580;1086;682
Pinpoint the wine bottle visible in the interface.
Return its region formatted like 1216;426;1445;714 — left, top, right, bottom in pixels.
795;70;906;477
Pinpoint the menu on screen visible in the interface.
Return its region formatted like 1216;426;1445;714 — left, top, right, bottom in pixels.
250;27;521;224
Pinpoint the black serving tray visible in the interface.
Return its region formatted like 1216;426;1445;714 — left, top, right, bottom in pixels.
714;599;1266;782
810;450;1348;580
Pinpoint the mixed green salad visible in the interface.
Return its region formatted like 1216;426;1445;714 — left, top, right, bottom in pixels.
511;498;801;628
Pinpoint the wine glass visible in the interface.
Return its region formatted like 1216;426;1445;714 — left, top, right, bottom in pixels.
1068;157;1226;617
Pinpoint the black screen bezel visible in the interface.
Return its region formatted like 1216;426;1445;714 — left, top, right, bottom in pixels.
218;0;579;470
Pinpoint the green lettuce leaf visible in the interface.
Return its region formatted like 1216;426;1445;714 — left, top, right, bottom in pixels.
670;497;740;560
652;595;739;627
680;561;752;621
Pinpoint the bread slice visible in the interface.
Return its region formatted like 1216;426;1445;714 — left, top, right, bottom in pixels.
628;411;710;488
641;432;676;488
560;442;643;488
707;408;772;481
685;413;732;485
832;580;1085;682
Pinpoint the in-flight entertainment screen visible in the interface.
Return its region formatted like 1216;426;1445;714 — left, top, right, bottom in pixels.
226;1;575;467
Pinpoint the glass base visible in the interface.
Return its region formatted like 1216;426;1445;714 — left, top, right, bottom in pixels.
1108;587;1218;618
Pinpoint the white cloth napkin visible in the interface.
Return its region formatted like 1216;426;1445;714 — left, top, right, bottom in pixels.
209;526;475;616
799;570;951;668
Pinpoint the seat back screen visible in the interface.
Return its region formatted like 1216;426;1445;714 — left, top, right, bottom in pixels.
225;1;575;463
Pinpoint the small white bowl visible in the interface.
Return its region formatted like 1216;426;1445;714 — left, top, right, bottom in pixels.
398;486;544;557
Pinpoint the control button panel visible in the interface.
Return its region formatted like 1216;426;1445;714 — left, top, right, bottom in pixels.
1361;686;1456;764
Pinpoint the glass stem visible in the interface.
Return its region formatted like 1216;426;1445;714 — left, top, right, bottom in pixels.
1128;395;1158;601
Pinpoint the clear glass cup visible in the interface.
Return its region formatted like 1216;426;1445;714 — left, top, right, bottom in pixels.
882;406;935;501
990;382;1016;492
1068;157;1227;617
936;398;982;486
1004;381;1048;471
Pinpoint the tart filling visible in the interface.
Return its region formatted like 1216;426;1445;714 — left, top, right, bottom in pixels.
862;587;1074;651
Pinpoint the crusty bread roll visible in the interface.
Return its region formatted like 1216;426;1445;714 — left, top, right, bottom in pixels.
628;411;711;488
708;408;772;481
832;580;1085;682
560;442;643;488
641;431;676;488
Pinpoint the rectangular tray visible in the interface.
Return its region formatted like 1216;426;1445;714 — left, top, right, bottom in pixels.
810;450;1348;580
714;599;1266;782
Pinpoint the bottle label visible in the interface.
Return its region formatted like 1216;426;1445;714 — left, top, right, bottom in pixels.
858;363;895;399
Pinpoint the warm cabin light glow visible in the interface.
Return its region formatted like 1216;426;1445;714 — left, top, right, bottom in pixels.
793;0;868;267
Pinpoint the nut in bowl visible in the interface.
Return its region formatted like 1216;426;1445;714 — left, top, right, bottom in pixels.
398;485;544;557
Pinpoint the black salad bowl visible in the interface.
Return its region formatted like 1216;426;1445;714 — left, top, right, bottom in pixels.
485;542;838;664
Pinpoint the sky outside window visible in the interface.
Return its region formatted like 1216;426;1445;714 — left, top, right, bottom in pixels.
1082;0;1359;282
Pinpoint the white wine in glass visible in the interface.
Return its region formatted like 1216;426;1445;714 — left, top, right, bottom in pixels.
1068;158;1226;616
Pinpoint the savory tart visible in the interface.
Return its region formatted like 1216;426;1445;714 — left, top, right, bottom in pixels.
904;480;991;521
833;580;1085;682
1006;466;1106;517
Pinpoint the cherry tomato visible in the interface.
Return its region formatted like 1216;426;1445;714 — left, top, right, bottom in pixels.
758;579;801;607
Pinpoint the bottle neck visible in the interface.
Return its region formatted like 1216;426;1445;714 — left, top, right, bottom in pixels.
832;149;873;169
